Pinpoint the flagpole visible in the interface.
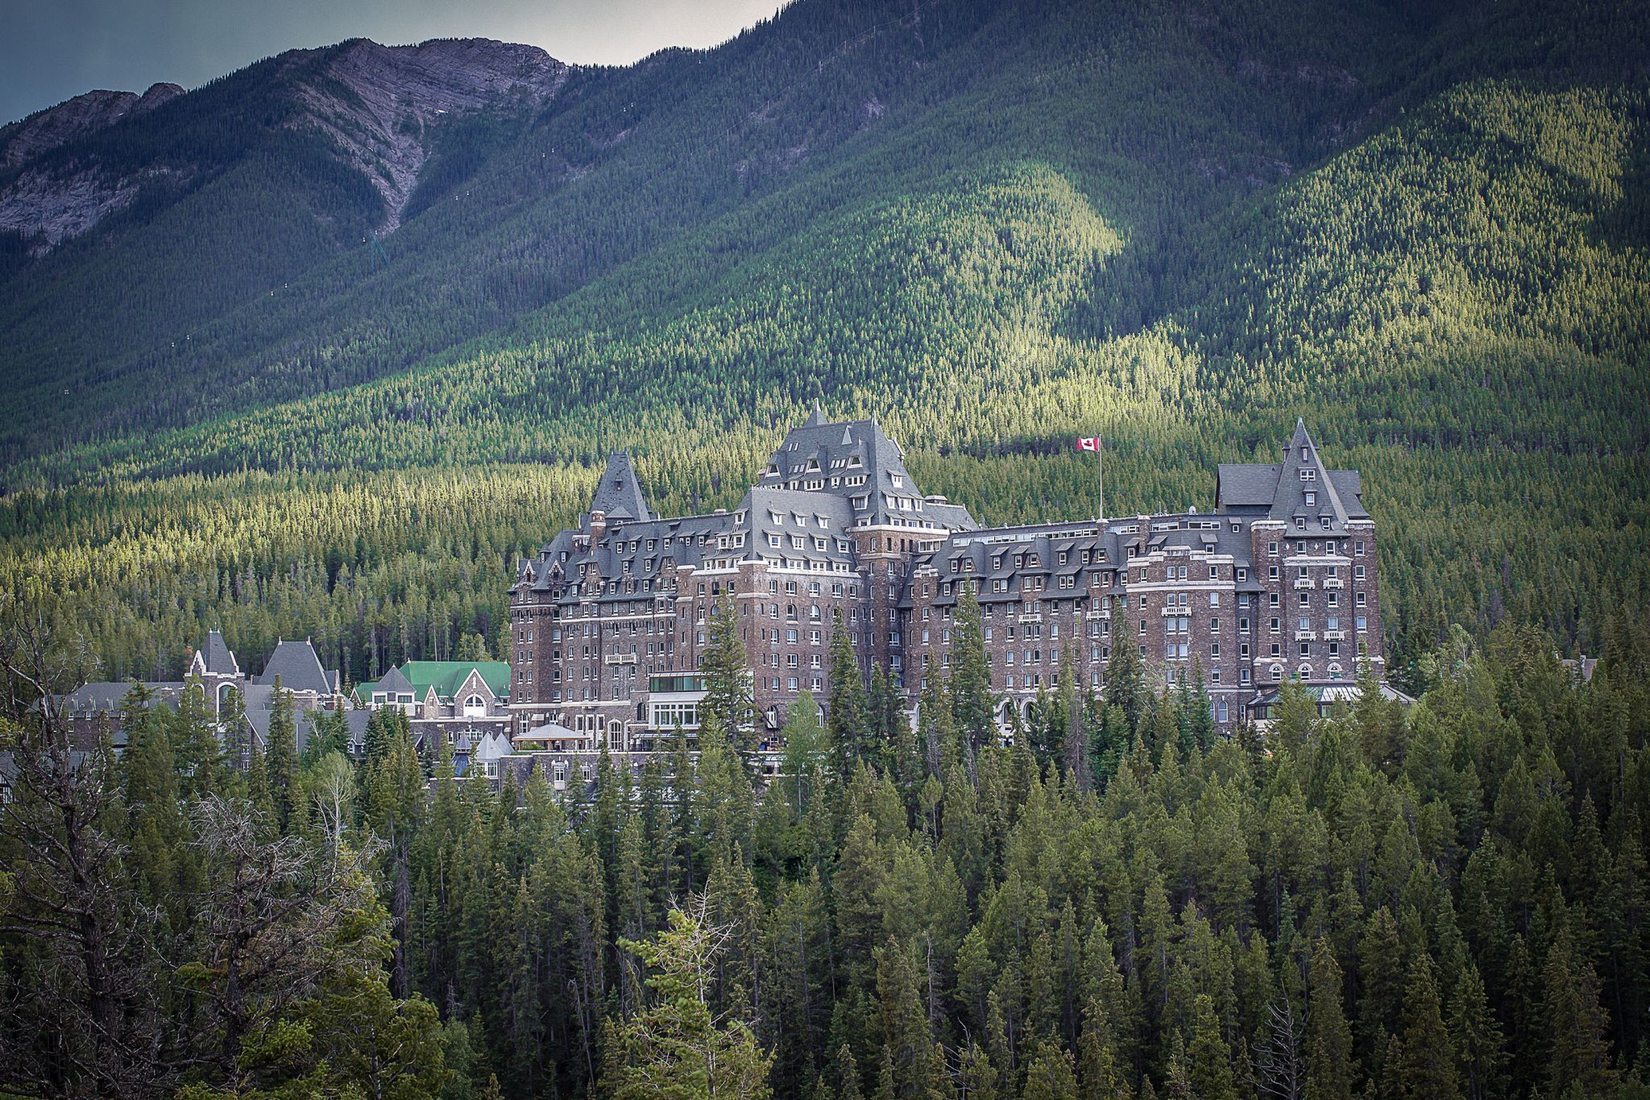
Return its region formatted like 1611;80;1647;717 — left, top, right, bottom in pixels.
1097;437;1104;524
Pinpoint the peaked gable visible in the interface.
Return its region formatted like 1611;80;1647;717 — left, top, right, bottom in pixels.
588;452;652;522
254;640;336;696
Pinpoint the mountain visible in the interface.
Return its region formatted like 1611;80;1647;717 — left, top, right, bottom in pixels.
0;83;186;251
0;39;562;253
0;0;1646;681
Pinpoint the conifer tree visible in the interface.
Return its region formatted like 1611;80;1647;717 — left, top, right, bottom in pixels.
1447;960;1503;1100
1022;1041;1080;1100
834;1043;864;1100
1542;925;1618;1098
828;610;870;782
1102;634;1145;736
1396;955;1460;1100
1058;648;1092;792
265;680;298;832
702;592;758;766
1305;940;1356;1100
956;1040;999;1100
949;580;993;778
366;720;424;998
918;656;956;774
874;937;944;1098
602;902;773;1100
170;677;223;798
1188;992;1238;1100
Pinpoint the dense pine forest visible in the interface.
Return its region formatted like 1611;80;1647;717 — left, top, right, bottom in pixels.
5;595;1650;1098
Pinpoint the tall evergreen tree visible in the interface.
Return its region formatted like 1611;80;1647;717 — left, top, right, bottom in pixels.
602;902;773;1100
1395;955;1460;1100
702;592;758;766
1541;925;1618;1099
1447;961;1504;1100
1305;940;1356;1100
265;680;298;833
828;610;870;783
949;580;993;779
1102;634;1145;737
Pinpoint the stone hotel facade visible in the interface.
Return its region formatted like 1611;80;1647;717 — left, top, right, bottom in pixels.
508;413;1383;750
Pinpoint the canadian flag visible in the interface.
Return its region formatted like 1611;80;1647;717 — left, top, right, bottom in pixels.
1076;437;1100;452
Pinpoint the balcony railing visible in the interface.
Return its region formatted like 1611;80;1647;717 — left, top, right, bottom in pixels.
1294;578;1316;590
1323;578;1344;589
1322;630;1345;641
1294;631;1317;641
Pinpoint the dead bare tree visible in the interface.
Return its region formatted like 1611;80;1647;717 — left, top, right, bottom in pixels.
177;794;385;1082
0;590;168;1098
1256;987;1306;1100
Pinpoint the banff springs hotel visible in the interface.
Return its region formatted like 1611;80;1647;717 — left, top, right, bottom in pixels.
507;412;1384;772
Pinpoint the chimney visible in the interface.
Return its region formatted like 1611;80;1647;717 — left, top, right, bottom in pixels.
589;510;607;542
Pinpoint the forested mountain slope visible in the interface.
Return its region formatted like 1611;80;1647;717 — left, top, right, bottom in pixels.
1;0;1646;682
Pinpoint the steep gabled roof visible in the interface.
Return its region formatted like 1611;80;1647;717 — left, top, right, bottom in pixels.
1269;419;1351;528
758;415;977;530
1215;463;1280;509
195;630;241;677
1216;420;1366;525
588;452;652;522
254;640;337;696
377;665;414;696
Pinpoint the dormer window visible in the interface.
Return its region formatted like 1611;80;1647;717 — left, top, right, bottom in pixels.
1300;468;1316;481
1304;491;1316;506
891;473;904;487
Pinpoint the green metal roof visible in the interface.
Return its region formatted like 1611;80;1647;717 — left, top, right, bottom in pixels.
395;661;511;700
353;661;511;704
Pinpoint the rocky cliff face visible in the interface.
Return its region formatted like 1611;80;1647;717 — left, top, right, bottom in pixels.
0;39;567;252
282;38;568;232
0;83;185;249
0;83;183;169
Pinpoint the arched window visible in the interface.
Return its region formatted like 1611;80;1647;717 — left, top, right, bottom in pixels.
463;694;486;717
1271;664;1283;681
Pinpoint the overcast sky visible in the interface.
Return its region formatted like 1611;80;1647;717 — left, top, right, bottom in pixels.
1;0;787;127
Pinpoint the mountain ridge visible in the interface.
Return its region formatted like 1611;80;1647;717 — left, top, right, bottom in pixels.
0;37;569;257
